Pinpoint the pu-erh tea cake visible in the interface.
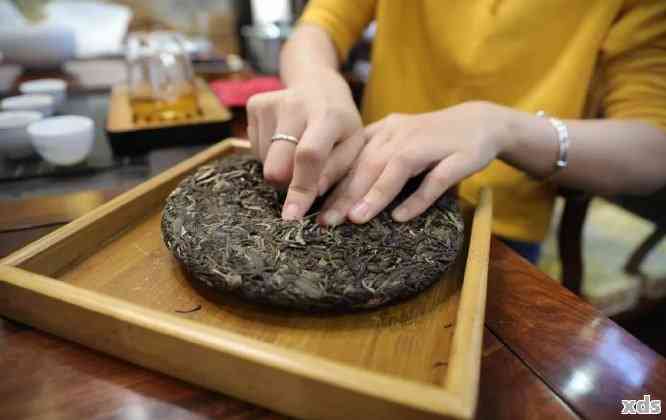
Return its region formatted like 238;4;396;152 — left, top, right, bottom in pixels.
161;156;464;312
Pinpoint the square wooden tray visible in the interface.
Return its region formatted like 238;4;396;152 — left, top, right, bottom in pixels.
0;139;492;420
106;79;233;155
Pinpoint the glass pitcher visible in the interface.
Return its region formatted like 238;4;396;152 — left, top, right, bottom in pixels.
125;31;199;122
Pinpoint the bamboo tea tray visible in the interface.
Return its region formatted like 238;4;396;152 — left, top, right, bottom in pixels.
106;78;232;155
0;139;492;420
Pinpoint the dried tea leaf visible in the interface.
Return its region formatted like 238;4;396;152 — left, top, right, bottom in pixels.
161;156;465;312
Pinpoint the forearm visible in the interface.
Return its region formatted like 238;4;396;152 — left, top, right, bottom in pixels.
499;108;666;195
280;24;342;86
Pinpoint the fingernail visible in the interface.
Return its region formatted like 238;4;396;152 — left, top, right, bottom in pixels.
350;201;370;221
282;203;300;221
318;177;329;197
322;210;344;226
392;206;409;222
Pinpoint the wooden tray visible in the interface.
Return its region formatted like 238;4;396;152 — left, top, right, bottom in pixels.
0;139;492;420
106;79;233;155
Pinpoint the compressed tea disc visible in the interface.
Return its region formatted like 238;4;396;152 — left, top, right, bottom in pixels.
162;156;465;312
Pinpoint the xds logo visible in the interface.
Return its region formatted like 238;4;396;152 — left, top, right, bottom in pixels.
621;394;661;415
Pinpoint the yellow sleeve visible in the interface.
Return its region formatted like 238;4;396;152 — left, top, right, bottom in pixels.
601;0;666;131
299;0;377;61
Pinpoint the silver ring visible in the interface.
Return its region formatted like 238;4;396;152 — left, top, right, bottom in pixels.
271;133;299;145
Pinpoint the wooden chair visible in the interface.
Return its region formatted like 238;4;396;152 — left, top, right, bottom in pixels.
558;189;592;295
614;189;666;284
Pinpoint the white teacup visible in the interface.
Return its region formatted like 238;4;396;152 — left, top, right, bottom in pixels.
19;79;67;108
0;111;43;159
1;94;55;116
28;115;95;166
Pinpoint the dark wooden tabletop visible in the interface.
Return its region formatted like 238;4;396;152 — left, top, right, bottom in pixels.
2;191;665;420
1;81;665;419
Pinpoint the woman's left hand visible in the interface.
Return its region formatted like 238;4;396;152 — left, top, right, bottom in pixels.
318;101;514;226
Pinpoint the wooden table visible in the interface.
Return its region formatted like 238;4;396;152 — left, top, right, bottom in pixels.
1;190;665;420
1;79;665;418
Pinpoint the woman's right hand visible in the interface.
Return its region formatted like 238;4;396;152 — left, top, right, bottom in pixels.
247;69;365;221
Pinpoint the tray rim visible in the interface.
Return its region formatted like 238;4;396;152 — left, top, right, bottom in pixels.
0;139;492;420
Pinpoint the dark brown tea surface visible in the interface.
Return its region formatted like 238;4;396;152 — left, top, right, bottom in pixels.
162;156;464;312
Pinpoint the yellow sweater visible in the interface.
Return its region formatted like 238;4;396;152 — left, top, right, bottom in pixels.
300;0;666;242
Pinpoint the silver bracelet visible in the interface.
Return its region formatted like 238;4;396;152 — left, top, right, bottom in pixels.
537;110;570;176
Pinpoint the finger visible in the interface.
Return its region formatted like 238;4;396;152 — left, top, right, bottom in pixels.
318;135;390;225
256;108;277;162
363;118;385;138
365;113;405;138
246;98;260;158
281;118;342;220
392;153;471;222
247;112;259;158
317;129;366;196
316;172;354;225
247;91;283;161
348;159;411;224
263;102;307;188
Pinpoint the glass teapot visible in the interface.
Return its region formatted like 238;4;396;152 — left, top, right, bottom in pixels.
125;31;199;122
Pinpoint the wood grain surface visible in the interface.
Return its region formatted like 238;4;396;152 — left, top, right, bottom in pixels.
4;229;666;419
0;316;579;420
2;143;666;419
487;239;666;419
0;189;127;231
0;140;493;419
477;331;579;420
3;183;666;420
57;208;465;384
0;225;63;258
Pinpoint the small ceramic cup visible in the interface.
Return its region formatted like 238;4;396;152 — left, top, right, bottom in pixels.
1;94;55;117
0;111;43;159
19;78;67;109
28;115;95;166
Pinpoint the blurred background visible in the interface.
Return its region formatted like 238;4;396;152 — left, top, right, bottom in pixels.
0;0;664;355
